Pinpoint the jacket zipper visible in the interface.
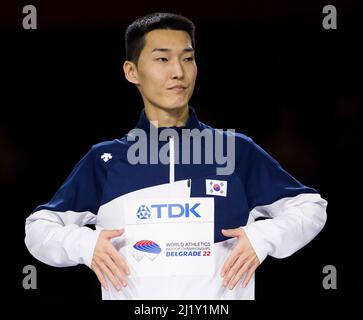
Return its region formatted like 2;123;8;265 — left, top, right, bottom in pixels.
169;136;175;184
169;136;192;191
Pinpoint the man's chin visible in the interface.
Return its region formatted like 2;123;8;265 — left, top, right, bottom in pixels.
158;103;189;112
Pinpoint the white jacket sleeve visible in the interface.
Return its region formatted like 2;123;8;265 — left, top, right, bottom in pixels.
242;193;327;264
25;209;101;268
25;146;106;269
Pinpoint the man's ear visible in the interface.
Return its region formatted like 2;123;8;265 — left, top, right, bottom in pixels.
123;60;139;85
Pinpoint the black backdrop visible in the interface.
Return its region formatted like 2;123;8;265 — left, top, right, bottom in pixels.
2;0;362;301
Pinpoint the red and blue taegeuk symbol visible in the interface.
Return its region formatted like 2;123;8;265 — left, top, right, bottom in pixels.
213;184;221;192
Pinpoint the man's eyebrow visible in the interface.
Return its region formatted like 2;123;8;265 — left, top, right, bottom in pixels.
151;48;194;53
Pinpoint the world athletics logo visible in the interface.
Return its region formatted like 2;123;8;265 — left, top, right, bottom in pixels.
130;240;162;262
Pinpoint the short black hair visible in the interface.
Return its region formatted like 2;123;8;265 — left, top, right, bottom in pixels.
125;12;195;64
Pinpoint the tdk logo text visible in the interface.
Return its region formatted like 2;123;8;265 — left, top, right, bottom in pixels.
152;203;201;218
136;203;201;219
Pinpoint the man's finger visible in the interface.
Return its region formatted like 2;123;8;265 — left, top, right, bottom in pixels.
92;264;108;291
227;257;253;290
221;247;243;277
223;252;249;286
221;228;243;238
100;262;122;291
104;228;124;239
104;256;127;286
242;258;259;288
108;245;130;275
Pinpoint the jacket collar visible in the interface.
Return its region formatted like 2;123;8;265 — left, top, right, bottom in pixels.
135;106;202;133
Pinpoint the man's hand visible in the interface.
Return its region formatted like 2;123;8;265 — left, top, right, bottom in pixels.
220;228;260;290
91;229;130;291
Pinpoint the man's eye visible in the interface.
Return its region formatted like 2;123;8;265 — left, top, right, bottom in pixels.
184;57;194;62
156;57;168;62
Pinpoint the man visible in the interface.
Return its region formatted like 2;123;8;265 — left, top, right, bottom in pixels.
25;13;327;300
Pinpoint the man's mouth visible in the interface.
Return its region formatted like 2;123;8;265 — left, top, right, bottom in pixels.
168;85;187;93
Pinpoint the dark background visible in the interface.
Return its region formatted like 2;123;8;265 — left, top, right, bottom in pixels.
1;0;361;301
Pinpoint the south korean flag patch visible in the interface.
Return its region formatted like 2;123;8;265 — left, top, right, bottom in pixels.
206;179;227;197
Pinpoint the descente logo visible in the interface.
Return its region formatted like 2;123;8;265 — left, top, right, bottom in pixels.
136;203;201;219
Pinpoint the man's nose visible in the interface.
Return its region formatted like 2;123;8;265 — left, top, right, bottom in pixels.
171;60;184;79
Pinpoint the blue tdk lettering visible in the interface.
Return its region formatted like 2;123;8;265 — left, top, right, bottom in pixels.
150;204;167;218
185;203;201;217
150;203;201;218
168;204;184;218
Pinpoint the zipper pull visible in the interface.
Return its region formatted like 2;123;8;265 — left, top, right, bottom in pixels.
187;179;191;188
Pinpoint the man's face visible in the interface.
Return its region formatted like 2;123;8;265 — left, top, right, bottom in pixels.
130;29;197;112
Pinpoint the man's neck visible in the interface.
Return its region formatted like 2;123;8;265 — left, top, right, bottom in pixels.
144;106;189;128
